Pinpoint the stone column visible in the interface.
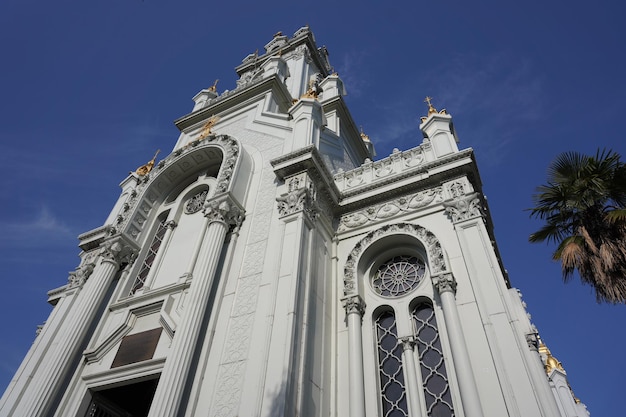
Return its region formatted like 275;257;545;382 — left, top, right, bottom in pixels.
400;337;422;417
12;237;135;417
342;295;366;417
433;273;484;417
147;197;243;417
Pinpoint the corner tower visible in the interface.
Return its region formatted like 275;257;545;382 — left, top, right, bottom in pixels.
1;27;586;417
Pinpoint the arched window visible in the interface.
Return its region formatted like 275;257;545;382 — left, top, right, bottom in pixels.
412;302;455;417
130;211;170;295
375;309;408;417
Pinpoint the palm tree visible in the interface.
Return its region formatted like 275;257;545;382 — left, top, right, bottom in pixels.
529;149;626;303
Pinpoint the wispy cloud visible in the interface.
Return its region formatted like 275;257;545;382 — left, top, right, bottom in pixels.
366;52;545;165
0;207;74;248
336;49;370;98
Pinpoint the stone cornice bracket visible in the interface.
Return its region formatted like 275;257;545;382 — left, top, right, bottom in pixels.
99;236;138;267
276;172;317;220
443;192;485;224
341;295;366;317
432;273;457;295
203;195;245;231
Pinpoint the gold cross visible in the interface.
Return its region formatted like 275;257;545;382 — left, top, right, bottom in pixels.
424;96;433;107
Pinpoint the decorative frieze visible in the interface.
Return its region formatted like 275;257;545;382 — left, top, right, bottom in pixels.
343;223;447;296
338;187;443;231
432;273;457;294
443;192;484;223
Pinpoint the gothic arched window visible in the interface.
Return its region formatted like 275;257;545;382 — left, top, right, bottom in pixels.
412;302;455;417
375;309;409;417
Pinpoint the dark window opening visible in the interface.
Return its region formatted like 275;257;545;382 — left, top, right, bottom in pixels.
85;377;159;417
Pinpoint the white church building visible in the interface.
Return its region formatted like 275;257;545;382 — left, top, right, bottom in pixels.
0;27;587;417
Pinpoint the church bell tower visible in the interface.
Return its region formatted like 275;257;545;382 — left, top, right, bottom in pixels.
0;27;587;417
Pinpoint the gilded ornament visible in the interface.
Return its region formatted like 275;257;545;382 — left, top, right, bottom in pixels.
135;149;161;176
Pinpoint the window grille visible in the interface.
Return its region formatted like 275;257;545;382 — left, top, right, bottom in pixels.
130;216;168;295
375;310;409;417
412;303;455;417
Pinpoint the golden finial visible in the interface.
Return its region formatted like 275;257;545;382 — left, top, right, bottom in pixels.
208;79;219;93
135;149;161;176
198;115;220;140
538;342;565;374
425;96;437;115
421;96;448;122
359;126;371;142
273;31;283;38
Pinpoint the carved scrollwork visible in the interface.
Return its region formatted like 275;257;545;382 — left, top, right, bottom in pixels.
276;173;317;220
99;239;138;266
342;295;366;316
432;273;457;294
343;223;447;296
185;189;208;214
67;262;95;289
443;192;484;223
203;199;245;229
338;187;443;231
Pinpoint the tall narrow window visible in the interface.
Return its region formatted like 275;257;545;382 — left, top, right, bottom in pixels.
412;303;455;417
130;215;168;295
375;310;408;417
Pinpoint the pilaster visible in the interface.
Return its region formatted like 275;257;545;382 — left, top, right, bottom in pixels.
341;295;366;417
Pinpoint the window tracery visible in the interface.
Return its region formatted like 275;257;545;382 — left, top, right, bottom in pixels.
129;214;168;295
372;255;425;297
375;309;409;417
412;303;455;417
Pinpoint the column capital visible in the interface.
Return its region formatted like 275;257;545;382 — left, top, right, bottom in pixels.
67;262;96;289
443;192;484;224
203;196;245;229
399;336;416;352
99;237;138;266
165;220;178;230
276;172;317;220
433;273;457;294
341;294;366;316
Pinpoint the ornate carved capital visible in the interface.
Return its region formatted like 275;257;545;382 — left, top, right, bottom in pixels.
433;273;457;294
99;238;138;266
165;220;178;230
67;262;95;289
443;192;484;223
276;173;317;220
342;295;366;317
203;198;245;229
399;336;416;352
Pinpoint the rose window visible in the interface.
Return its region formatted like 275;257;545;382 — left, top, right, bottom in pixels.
184;189;208;214
372;255;425;297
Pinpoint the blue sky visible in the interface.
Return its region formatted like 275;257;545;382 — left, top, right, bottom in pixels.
1;1;625;414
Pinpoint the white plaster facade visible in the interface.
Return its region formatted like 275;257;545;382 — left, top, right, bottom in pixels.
0;27;587;417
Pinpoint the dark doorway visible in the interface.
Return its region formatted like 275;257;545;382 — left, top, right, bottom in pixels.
86;377;159;417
